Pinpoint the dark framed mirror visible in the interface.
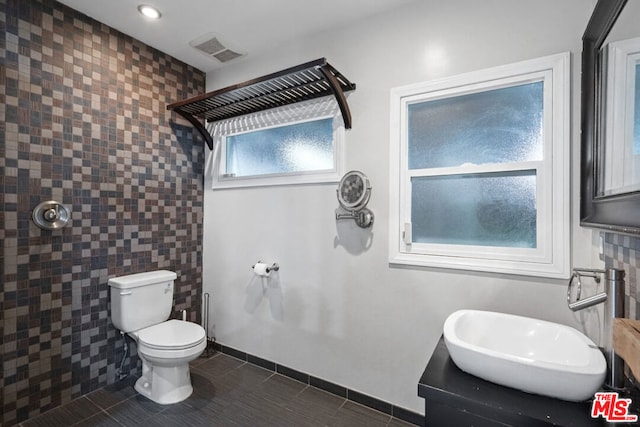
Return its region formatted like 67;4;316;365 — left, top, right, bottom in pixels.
580;0;640;234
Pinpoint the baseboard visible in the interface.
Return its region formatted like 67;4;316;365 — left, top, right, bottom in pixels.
212;343;424;426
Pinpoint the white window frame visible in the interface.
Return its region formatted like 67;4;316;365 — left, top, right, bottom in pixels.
207;98;345;189
603;36;640;195
389;53;570;279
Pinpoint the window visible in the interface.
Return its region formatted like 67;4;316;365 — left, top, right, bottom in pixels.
389;53;570;278
208;98;345;188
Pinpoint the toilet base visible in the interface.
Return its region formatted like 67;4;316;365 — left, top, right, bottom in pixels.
126;325;206;405
134;363;194;404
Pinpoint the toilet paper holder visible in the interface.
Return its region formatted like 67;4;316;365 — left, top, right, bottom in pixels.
251;261;279;273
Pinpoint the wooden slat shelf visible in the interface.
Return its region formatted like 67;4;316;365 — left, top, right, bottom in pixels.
167;58;356;150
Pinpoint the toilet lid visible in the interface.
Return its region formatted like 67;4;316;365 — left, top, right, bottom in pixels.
137;319;206;350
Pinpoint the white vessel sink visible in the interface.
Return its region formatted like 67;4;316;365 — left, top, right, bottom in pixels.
443;310;606;402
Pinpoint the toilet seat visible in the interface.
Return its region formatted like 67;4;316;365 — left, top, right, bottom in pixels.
135;319;206;350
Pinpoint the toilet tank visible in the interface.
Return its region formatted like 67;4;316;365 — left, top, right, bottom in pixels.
108;270;177;332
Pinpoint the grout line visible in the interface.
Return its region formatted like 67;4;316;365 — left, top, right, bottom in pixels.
101;407;134;427
86;390;137;413
259;368;277;385
68;409;126;427
337;396;348;411
294;383;309;399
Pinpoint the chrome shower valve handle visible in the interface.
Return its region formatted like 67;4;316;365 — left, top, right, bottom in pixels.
32;200;71;230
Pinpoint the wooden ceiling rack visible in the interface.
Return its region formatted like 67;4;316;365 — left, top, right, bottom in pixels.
167;58;356;150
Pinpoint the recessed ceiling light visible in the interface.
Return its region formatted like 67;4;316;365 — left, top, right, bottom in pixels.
138;4;162;19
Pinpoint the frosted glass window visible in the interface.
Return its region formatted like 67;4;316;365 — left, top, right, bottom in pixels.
411;171;537;248
406;82;543;249
226;118;334;177
408;82;543;169
389;52;570;278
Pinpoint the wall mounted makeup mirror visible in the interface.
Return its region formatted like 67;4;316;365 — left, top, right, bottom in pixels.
335;170;374;228
581;0;640;233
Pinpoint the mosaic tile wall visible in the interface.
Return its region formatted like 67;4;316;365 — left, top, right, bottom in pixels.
0;0;206;425
603;232;640;322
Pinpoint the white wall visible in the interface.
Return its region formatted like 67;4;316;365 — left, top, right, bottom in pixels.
203;0;601;414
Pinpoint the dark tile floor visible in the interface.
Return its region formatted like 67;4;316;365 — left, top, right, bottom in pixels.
20;353;417;426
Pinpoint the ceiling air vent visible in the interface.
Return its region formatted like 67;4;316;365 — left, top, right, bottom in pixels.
213;49;244;63
189;33;246;63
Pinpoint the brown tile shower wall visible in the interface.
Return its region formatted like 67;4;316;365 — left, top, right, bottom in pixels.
603;232;640;321
0;0;206;425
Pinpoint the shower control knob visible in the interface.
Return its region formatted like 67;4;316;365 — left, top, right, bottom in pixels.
44;208;58;222
32;201;71;230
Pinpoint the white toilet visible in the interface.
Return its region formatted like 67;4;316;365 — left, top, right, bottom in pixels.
108;270;206;404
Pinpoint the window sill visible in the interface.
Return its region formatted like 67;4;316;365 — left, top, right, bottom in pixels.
389;251;570;279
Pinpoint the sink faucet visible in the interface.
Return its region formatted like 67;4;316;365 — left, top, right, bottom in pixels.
567;268;626;390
